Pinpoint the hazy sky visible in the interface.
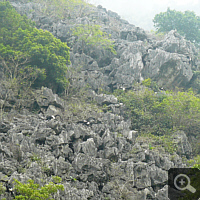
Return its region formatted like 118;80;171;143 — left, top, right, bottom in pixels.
89;0;200;30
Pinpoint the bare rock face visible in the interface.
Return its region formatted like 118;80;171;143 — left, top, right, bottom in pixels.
158;30;197;56
142;30;197;89
172;131;192;158
143;48;193;88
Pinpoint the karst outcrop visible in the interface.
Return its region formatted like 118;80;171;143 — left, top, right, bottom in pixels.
0;1;199;200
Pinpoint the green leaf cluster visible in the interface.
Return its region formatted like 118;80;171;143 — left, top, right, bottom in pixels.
153;8;200;44
0;1;35;37
14;179;64;200
72;24;116;54
114;81;200;139
136;133;177;154
0;1;70;93
158;90;200;133
188;155;200;170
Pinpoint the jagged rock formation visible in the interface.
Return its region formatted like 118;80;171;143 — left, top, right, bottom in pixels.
0;87;187;200
9;1;199;92
0;1;199;199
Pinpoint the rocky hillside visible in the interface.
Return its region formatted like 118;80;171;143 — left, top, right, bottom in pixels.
0;1;199;200
10;0;199;92
0;86;191;200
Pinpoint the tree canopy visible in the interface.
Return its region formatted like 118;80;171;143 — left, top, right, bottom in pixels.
153;8;200;44
0;1;70;93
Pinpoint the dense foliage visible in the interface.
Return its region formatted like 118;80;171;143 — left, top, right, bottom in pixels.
14;177;64;200
0;1;70;93
114;80;200;153
153;8;200;44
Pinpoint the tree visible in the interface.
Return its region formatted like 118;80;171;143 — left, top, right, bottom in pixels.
0;1;70;93
72;24;116;54
153;8;200;44
13;177;64;200
0;48;43;119
0;1;35;35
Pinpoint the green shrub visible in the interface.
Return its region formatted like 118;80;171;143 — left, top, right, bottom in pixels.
0;182;6;195
72;24;116;54
14;178;64;200
114;83;200;137
0;1;70;93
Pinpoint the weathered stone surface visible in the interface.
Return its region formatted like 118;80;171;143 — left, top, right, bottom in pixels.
0;121;11;133
0;91;190;199
10;1;198;92
143;48;193;88
0;1;197;199
172;131;192;158
93;93;118;105
77;138;97;157
158;30;197;56
35;87;64;109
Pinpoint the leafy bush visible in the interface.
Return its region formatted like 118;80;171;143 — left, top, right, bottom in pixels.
72;24;116;54
114;86;169;135
0;182;6;196
188;155;200;169
158;89;200;135
138;133;177;154
14;178;64;200
0;1;70;93
114;81;200;137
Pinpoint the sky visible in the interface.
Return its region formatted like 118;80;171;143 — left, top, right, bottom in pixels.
89;0;200;30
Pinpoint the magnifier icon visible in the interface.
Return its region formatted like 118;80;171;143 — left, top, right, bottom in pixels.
174;174;196;193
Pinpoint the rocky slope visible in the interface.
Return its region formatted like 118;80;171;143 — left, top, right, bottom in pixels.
0;1;199;199
0;87;190;200
10;0;199;92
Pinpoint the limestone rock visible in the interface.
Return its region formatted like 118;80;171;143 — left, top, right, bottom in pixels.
172;131;192;158
35;87;64;109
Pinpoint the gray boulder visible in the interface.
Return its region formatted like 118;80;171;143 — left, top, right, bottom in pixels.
143;48;193;88
172;131;192;158
35;87;64;109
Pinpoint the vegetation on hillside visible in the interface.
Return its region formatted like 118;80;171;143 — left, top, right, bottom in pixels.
0;1;200;199
113;79;200;154
13;177;64;200
72;24;116;54
36;0;116;55
0;1;70;93
34;0;92;19
153;8;200;44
